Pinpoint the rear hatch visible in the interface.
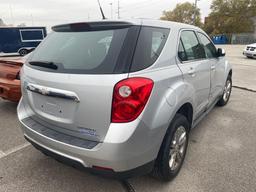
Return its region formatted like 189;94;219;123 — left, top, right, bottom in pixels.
22;22;140;142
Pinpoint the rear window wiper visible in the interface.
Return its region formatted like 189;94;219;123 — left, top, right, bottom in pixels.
29;61;58;70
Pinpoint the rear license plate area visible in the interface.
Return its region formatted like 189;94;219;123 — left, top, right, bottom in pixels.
41;102;62;116
28;93;77;122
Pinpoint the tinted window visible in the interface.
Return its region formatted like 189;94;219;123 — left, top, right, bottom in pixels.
197;32;217;58
131;27;169;72
29;28;129;74
179;31;205;61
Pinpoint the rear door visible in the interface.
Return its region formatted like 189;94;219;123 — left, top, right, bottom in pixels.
197;32;225;103
22;23;139;142
177;30;211;118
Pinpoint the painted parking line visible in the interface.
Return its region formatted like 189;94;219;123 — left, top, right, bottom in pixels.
0;143;31;159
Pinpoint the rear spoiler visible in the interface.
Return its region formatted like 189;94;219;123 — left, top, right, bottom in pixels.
52;21;133;32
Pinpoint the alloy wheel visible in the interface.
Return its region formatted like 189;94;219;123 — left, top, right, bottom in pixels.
223;80;232;102
169;126;187;171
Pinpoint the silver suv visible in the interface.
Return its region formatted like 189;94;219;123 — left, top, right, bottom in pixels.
18;20;232;181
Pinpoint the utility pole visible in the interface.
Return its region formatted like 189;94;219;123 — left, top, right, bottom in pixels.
117;0;120;19
193;0;199;25
30;14;34;26
9;4;14;26
110;2;113;19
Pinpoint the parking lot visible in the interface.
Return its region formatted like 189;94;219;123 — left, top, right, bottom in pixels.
0;45;255;192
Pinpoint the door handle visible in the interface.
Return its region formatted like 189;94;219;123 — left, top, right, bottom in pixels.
211;65;216;70
188;68;196;77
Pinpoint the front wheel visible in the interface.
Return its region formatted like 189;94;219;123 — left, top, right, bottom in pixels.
152;114;189;181
217;75;232;106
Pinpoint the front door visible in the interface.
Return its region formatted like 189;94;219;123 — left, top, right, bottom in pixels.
196;32;225;104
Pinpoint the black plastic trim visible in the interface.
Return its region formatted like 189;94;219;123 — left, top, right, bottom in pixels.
22;117;99;149
114;25;141;74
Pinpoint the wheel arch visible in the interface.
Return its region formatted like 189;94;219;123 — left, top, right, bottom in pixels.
224;60;232;81
176;102;193;129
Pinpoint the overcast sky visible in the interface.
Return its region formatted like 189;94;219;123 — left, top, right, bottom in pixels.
0;0;212;30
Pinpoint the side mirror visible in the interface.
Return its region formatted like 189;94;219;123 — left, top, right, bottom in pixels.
217;48;226;57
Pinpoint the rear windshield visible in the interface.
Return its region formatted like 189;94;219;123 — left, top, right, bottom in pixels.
29;28;129;74
28;24;169;74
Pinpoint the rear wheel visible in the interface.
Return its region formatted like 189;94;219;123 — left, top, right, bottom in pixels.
18;49;28;56
217;75;232;106
152;114;189;181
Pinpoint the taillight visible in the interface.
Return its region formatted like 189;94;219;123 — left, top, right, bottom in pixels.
111;77;154;123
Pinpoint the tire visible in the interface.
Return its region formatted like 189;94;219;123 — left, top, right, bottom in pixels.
217;75;232;106
18;49;28;56
151;114;189;181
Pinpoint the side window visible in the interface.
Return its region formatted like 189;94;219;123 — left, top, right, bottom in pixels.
197;32;217;58
179;30;205;61
131;27;170;72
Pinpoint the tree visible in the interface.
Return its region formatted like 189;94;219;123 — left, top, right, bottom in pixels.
204;0;256;35
160;2;203;27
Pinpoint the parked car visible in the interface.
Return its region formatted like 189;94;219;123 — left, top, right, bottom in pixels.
243;43;256;59
0;57;25;102
17;20;232;181
0;27;47;56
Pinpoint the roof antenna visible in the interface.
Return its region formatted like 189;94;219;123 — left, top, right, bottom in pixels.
97;0;106;20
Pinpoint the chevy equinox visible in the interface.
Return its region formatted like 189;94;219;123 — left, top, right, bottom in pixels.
18;19;232;181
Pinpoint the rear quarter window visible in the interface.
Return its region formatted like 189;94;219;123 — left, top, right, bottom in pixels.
130;27;170;72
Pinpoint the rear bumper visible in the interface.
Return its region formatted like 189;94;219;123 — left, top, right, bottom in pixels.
0;78;21;102
243;50;256;58
25;135;154;179
18;98;160;178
